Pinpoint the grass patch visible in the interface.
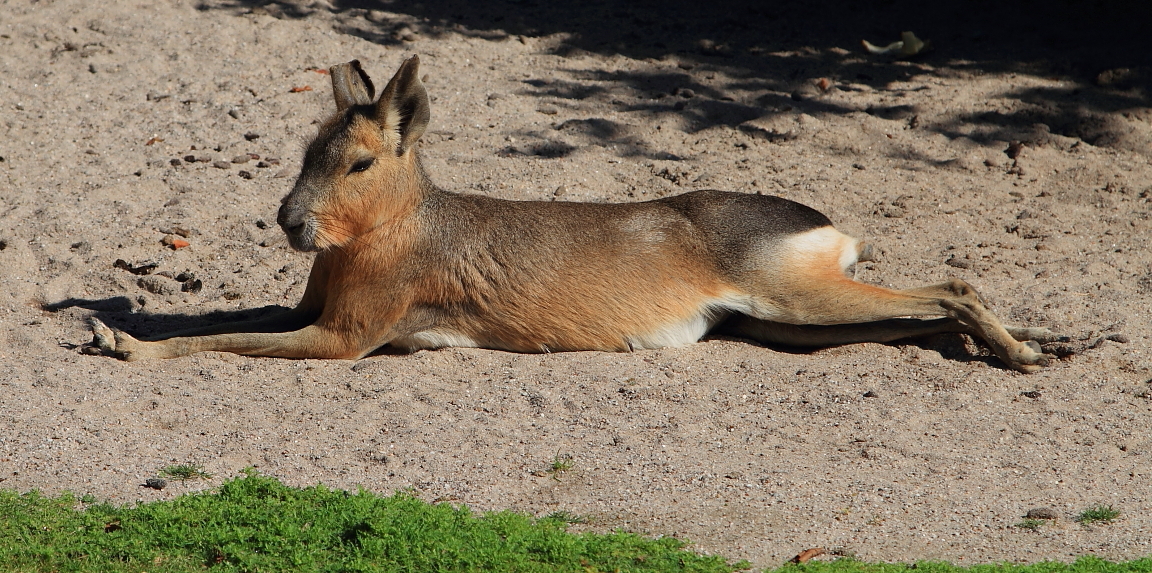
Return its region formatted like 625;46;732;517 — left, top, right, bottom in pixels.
544;510;589;525
2;473;1150;573
548;452;575;477
1014;519;1047;532
158;463;212;481
1076;505;1121;525
0;470;745;572
765;557;1152;572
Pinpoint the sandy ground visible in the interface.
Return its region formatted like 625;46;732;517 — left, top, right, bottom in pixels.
2;0;1151;567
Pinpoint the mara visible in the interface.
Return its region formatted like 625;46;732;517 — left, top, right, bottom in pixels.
90;56;1059;373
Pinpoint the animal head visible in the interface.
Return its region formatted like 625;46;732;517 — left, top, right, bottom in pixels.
278;56;431;252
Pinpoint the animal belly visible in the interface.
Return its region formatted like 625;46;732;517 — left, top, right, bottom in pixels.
625;312;718;350
393;329;480;351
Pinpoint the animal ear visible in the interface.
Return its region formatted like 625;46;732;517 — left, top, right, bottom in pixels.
375;55;430;156
330;60;375;111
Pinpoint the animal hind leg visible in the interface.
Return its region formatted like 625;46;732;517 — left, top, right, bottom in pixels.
720;315;1062;349
748;277;1052;372
719;316;966;346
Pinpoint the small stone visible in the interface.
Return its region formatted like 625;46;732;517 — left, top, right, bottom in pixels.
1005;140;1024;159
238;170;253;179
144;478;167;490
158;226;193;237
256;161;270;168
231;155;250;164
181;279;203;294
228;108;242;119
243;132;260;141
138;276;176;295
256;219;269;229
678;88;695;99
945;256;972;269
212;161;231;169
1105;333;1129;344
1025;507;1060;520
274;168;293;178
536;105;558;115
169;158;183;167
553;185;567;197
161;235;190;249
114;259;158;275
863;390;878;398
1021;390;1041;399
174;271;195;282
183;154;196;163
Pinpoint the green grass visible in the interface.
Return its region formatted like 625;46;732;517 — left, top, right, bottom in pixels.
1076;505;1122;525
0;470;745;572
767;557;1152;572
158;463;212;481
548;452;575;478
1;472;1149;573
1015;519;1047;532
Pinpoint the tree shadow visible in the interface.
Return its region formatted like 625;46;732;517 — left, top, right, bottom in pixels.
196;0;1150;158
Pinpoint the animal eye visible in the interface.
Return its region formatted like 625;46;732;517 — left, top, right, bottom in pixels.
348;158;374;174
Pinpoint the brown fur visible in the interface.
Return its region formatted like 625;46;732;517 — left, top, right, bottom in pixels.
89;56;1062;372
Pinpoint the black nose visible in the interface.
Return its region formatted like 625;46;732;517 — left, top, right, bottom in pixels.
277;204;305;236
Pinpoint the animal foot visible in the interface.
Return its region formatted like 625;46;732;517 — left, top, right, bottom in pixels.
86;318;143;361
1006;339;1050;374
1005;326;1068;344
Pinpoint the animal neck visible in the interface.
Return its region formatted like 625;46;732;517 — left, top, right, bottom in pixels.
352;151;436;248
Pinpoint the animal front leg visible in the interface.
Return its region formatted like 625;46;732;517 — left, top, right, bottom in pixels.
90;318;362;361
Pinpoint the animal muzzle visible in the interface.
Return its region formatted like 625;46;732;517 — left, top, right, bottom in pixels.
277;203;319;252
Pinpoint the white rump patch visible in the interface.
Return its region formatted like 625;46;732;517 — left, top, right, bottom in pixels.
785;226;860;273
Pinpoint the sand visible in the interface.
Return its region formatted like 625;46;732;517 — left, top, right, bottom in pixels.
1;0;1150;567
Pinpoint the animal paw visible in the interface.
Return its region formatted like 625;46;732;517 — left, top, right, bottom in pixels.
87;318;144;361
1007;339;1050;374
1005;326;1068;344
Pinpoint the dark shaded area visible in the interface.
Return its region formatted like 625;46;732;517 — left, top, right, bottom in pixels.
708;328;1007;369
51;298;415;357
199;0;1150;155
44;296;137;313
52;299;291;336
210;0;1151;70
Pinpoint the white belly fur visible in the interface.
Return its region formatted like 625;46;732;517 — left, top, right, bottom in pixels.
625;294;752;350
394;329;480;351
